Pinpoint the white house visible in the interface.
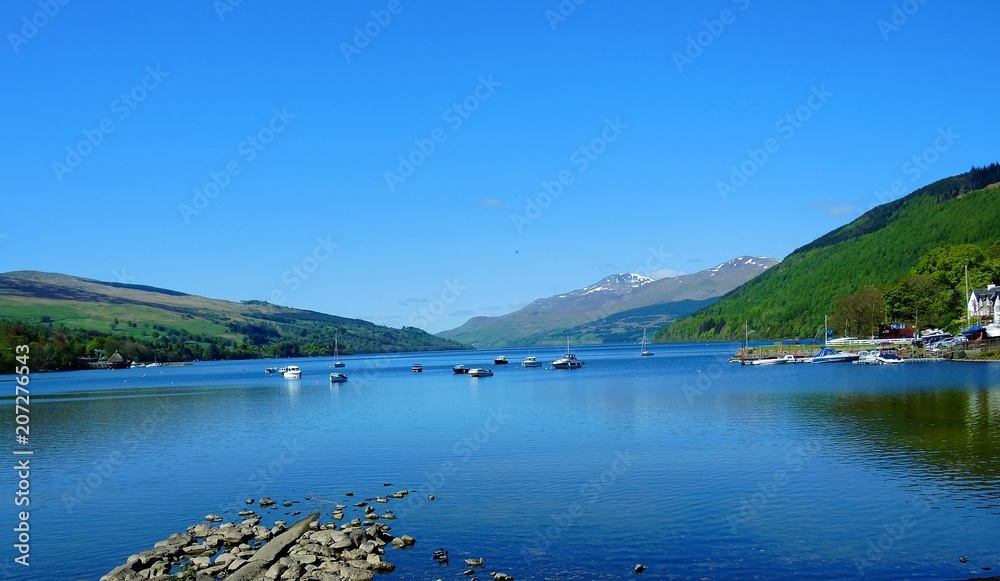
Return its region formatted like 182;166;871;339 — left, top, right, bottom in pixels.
968;284;1000;323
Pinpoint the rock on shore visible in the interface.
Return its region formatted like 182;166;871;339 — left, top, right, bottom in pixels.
101;511;408;581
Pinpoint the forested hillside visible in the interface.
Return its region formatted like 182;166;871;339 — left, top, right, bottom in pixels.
661;164;1000;341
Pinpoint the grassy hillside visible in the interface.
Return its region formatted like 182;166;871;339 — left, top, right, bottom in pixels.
661;164;1000;341
0;271;463;370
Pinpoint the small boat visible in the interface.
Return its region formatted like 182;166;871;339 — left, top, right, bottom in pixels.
329;372;348;383
283;365;302;379
468;368;494;377
876;349;905;364
552;337;585;369
333;336;345;368
856;350;878;365
411;363;423;373
809;347;858;364
265;367;277;374
493;356;509;364
521;355;542;368
640;329;654;357
750;354;795;365
453;365;470;374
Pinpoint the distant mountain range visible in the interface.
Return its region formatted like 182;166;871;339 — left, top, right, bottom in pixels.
0;271;463;365
437;257;777;347
662;163;1000;341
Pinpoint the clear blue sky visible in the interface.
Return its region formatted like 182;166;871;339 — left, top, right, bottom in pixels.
2;1;998;333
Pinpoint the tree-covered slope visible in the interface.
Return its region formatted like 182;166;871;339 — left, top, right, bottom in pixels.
0;271;464;370
660;164;1000;342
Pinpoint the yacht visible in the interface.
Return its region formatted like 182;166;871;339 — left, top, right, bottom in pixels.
856;350;878;365
640;329;654;357
411;363;423;373
283;365;302;379
876;349;905;364
332;336;345;368
469;368;494;377
552;338;586;369
493;356;509;365
452;364;470;374
521;355;542;368
809;347;858;364
329;372;348;383
750;354;795;365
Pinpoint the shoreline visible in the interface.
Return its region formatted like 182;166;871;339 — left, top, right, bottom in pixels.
100;489;517;581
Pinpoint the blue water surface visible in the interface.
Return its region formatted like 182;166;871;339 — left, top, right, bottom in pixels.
1;343;998;580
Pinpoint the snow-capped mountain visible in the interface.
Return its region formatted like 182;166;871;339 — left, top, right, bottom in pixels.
438;256;778;347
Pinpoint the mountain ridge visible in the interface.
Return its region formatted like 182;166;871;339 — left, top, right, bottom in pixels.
438;256;777;347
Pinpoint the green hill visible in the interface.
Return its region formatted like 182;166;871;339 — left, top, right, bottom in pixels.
660;163;1000;342
0;271;464;371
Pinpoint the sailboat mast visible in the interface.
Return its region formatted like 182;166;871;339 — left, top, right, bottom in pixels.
966;265;971;325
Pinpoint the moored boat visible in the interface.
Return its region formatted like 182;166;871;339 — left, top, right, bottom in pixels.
640;329;654;357
750;354;795;366
493;356;509;364
552;337;586;369
452;364;470;374
329;372;348;383
521;355;542;368
333;336;345;368
411;363;423;373
283;365;302;379
265;367;277;374
875;349;905;364
469;368;494;377
809;347;859;364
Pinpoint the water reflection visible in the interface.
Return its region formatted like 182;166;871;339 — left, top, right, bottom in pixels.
797;387;1000;506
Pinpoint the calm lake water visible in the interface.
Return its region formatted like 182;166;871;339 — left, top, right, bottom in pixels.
2;343;999;580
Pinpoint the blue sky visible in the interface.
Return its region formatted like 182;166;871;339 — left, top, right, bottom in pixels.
2;1;998;334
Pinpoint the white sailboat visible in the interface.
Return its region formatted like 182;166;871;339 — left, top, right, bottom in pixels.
639;329;654;356
333;336;345;368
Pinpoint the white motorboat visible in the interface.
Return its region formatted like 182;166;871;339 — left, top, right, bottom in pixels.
809;347;858;364
521;355;542;368
283;365;302;379
640;329;654;357
856;350;878;365
411;363;423;373
876;349;905;364
552;337;585;369
469;368;494;377
751;354;795;365
329;372;348;383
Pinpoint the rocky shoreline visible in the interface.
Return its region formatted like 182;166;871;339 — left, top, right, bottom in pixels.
100;490;516;581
